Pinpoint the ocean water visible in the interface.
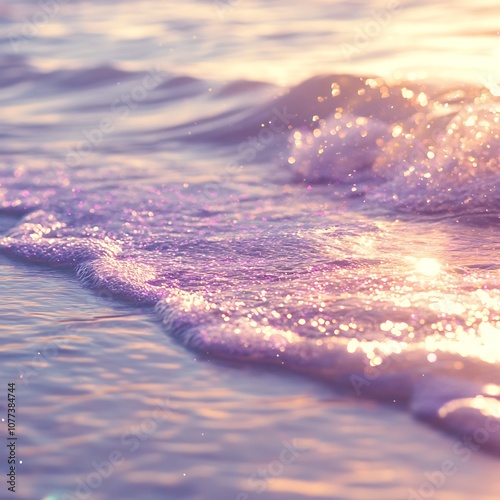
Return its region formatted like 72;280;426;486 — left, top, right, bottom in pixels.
0;0;499;499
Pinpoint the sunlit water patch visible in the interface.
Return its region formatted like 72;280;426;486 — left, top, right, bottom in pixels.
0;2;499;499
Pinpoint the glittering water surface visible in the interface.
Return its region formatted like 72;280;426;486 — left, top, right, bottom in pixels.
0;0;499;499
2;254;500;500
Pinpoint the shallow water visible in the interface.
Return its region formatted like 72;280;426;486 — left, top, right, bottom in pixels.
0;0;499;499
1;253;500;500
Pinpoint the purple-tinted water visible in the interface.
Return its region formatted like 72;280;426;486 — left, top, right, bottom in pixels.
0;0;499;498
2;70;499;451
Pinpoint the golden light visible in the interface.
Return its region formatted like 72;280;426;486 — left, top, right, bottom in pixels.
415;258;442;277
483;384;500;397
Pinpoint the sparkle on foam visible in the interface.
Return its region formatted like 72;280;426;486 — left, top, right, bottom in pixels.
415;257;442;277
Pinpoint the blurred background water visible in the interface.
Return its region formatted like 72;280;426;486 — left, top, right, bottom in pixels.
0;1;499;499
